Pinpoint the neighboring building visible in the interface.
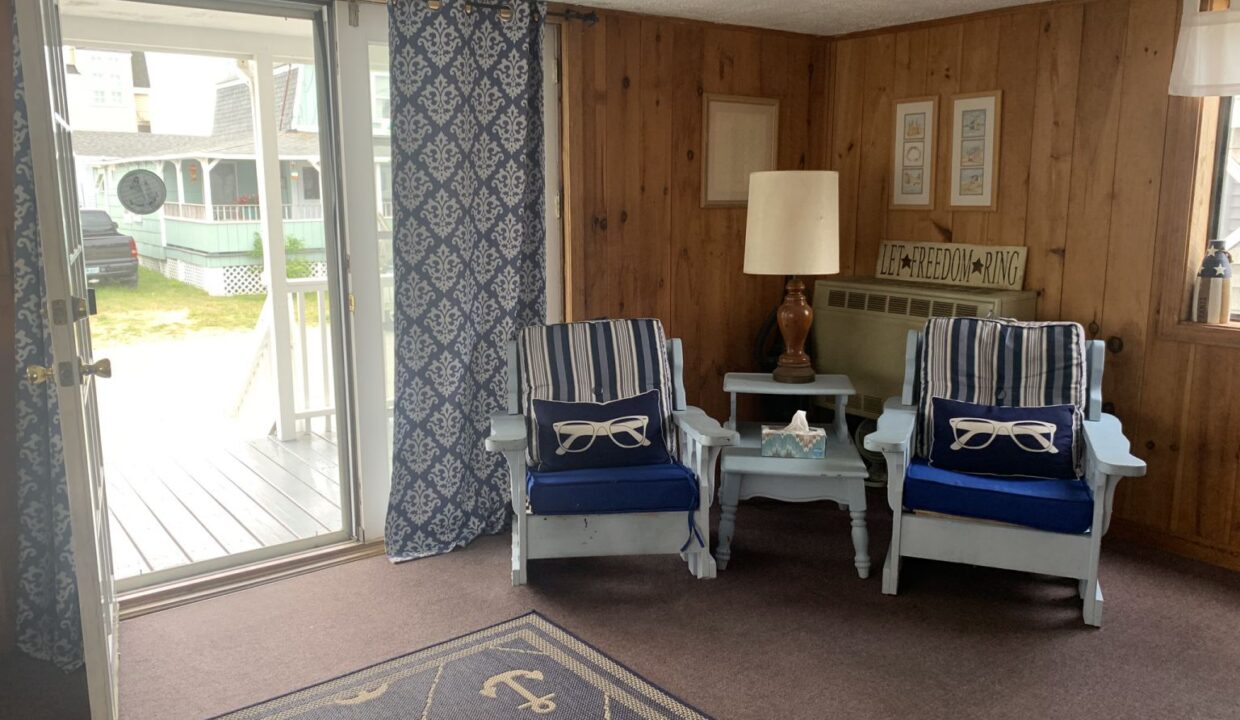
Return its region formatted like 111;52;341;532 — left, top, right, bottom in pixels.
70;50;392;296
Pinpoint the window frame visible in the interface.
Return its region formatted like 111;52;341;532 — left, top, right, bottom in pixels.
1156;95;1240;347
1206;96;1239;321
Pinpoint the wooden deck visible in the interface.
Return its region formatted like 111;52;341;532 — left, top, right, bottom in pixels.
105;430;343;581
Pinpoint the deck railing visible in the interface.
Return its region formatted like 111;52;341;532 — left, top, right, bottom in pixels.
283;204;324;221
285;277;337;434
163;201;206;220
163;203;325;223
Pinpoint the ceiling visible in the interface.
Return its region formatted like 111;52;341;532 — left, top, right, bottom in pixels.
59;0;1045;38
576;0;1043;35
60;0;313;37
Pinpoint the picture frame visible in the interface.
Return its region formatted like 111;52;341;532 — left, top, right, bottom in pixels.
949;91;1002;210
701;94;780;207
890;96;938;209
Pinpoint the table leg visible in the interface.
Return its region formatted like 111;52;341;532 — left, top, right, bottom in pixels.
716;472;741;570
850;509;870;579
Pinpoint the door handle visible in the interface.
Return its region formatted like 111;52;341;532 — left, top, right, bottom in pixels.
81;358;112;379
25;365;54;385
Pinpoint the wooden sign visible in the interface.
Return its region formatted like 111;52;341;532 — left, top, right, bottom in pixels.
876;241;1027;290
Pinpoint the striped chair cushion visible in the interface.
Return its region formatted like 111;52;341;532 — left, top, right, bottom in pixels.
517;319;676;467
915;317;1088;472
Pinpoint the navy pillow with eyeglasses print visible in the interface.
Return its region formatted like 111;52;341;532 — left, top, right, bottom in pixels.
531;390;672;472
928;397;1077;480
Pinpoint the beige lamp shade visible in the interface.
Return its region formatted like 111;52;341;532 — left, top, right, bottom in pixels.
743;171;840;276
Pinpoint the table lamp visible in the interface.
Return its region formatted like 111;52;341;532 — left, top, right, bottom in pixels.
743;171;840;383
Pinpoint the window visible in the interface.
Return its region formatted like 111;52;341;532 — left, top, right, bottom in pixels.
1207;97;1240;321
370;71;390;135
302;166;321;201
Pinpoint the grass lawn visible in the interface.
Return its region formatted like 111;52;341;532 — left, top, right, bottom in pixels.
91;268;266;346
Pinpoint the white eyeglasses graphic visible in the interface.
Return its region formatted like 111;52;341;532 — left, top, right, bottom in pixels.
552;415;651;455
948;417;1060;454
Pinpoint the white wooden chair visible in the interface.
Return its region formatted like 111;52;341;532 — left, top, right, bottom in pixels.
485;319;735;586
865;322;1146;626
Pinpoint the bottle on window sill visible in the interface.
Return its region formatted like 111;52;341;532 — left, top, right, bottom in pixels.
1192;240;1233;324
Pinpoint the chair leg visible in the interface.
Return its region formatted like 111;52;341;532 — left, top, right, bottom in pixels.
881;545;901;595
691;548;717;579
1083;579;1104;627
511;516;528;587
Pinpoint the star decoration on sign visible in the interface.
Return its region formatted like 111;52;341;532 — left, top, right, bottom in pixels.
971;259;985;274
900;254;913;269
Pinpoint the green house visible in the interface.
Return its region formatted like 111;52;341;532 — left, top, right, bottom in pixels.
75;66;393;295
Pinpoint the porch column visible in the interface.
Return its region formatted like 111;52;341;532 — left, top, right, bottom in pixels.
251;52;297;441
200;157;216;221
171;159;183;205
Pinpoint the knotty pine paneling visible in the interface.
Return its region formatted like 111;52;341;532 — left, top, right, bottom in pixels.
823;0;1240;569
561;12;828;419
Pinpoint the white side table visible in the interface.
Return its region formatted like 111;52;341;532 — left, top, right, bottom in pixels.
716;373;871;578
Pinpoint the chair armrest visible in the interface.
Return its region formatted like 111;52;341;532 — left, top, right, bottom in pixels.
1082;414;1146;478
864;397;917;454
485;413;526;453
673;407;737;447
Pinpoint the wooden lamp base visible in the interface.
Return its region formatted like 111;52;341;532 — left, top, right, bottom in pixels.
773;276;815;383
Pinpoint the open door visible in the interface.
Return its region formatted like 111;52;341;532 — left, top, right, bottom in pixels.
16;1;120;718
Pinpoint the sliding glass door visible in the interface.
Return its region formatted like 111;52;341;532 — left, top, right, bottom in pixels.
57;0;357;590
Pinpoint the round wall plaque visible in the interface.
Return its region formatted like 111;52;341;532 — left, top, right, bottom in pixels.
117;169;167;215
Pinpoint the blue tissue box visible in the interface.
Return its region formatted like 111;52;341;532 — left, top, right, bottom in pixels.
760;425;827;459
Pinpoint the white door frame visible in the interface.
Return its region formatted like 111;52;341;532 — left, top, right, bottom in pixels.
16;1;119;716
335;0;390;539
543;24;565;324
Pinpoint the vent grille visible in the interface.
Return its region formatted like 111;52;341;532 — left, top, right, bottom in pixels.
821;287;993;321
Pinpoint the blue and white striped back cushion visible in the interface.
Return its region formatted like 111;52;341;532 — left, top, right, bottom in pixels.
915;318;1088;472
517;319;677;466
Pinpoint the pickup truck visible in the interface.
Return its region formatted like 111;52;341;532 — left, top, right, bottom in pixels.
81;209;139;286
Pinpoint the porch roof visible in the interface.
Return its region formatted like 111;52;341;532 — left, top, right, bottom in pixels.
73;129;336;163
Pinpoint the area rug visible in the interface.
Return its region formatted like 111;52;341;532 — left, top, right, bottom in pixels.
214;612;712;719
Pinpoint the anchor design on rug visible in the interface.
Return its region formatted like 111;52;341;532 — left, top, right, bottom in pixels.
333;682;390;706
480;669;558;714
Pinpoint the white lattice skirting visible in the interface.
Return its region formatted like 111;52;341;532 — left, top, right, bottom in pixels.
142;257;326;296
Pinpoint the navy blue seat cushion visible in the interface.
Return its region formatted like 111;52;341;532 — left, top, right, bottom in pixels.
530;390;671;472
928;397;1078;480
905;459;1094;534
527;462;698;515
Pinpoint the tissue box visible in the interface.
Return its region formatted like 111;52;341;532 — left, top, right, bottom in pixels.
760;425;827;459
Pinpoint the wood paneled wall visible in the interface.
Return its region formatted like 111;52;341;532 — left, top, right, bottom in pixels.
559;12;829;420
823;0;1240;570
565;0;1240;570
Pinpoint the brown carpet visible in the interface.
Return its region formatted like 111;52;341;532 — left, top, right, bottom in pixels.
115;497;1240;720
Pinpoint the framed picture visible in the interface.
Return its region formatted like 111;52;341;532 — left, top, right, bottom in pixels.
949;91;1002;210
702;94;780;207
890;96;937;209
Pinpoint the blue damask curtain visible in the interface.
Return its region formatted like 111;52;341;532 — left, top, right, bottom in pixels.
11;11;83;671
386;0;546;560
